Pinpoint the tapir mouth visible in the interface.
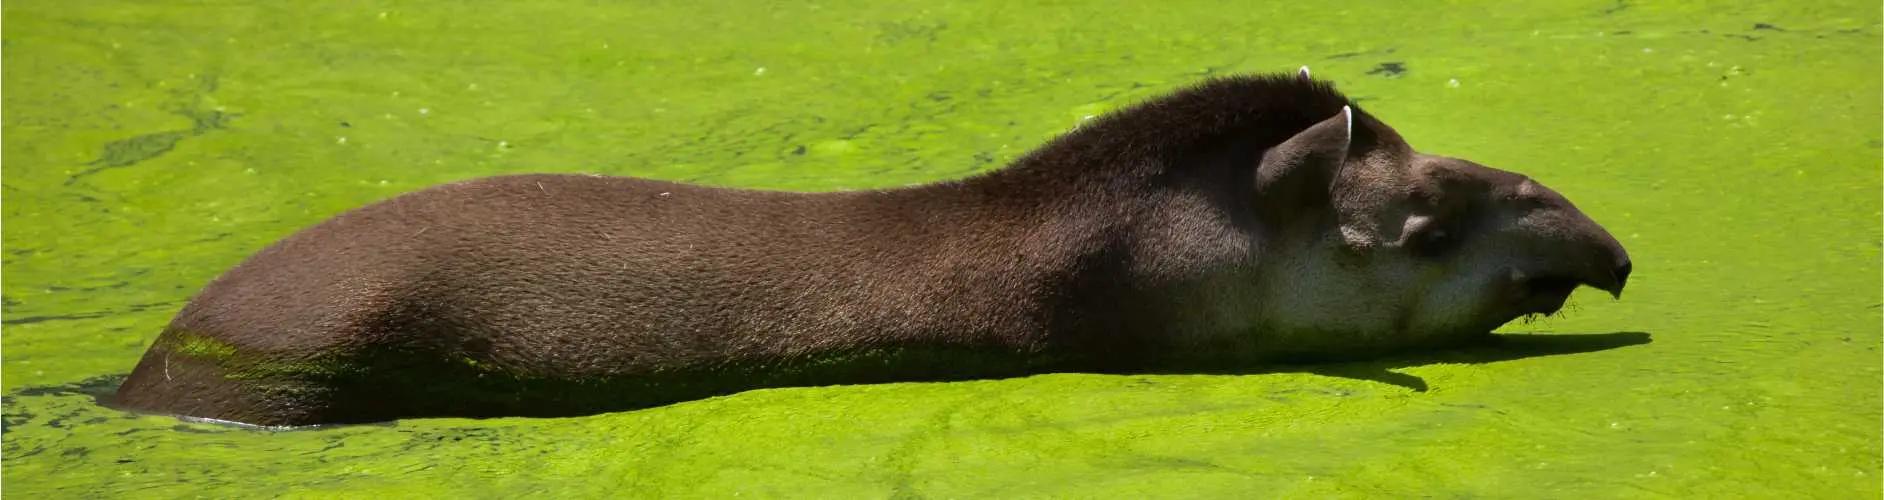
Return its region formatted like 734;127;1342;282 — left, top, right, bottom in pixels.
1516;275;1582;316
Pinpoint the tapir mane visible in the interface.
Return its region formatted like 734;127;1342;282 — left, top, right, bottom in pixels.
996;73;1366;181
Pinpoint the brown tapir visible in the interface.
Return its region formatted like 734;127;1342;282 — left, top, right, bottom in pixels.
110;68;1631;427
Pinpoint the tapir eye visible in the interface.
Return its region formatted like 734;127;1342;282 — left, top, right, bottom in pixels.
1406;222;1457;258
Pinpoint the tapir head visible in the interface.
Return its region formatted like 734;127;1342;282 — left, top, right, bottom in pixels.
1250;70;1632;345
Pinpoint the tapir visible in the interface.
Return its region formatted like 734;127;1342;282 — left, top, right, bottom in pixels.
110;68;1632;427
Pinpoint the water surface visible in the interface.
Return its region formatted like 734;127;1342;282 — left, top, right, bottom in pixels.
4;0;1879;497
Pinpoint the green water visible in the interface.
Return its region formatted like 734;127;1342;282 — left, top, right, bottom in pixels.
4;0;1878;497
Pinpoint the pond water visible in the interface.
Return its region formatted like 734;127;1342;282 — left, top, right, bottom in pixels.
3;0;1879;497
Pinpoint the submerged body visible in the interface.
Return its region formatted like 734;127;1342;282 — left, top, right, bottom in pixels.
112;69;1631;426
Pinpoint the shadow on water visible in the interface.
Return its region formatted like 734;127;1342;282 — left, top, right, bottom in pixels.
1279;331;1655;392
6;332;1651;430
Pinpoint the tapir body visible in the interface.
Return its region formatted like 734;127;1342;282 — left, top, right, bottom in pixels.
112;70;1632;426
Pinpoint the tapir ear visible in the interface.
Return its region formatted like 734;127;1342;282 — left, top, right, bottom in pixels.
1254;106;1353;212
1297;66;1312;81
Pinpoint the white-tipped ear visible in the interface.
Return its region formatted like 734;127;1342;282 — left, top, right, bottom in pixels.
1341;105;1353;138
1253;107;1355;213
1297;66;1312;81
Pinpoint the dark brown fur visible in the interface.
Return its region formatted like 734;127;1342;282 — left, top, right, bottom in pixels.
110;72;1625;426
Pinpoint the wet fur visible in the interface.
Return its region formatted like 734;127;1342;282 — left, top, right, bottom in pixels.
111;72;1621;426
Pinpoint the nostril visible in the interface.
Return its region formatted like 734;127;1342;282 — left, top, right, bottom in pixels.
1613;261;1632;286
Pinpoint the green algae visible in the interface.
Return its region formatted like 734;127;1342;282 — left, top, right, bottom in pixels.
164;330;238;360
458;356;500;374
147;329;366;382
3;0;1881;498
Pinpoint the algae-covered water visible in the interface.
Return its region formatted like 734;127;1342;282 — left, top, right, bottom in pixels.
4;0;1879;497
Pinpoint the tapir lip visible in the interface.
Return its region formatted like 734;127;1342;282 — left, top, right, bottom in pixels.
1518;275;1580;315
1507;269;1624;319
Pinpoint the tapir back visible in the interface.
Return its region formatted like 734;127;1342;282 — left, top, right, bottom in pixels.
112;172;1076;424
179;174;921;372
